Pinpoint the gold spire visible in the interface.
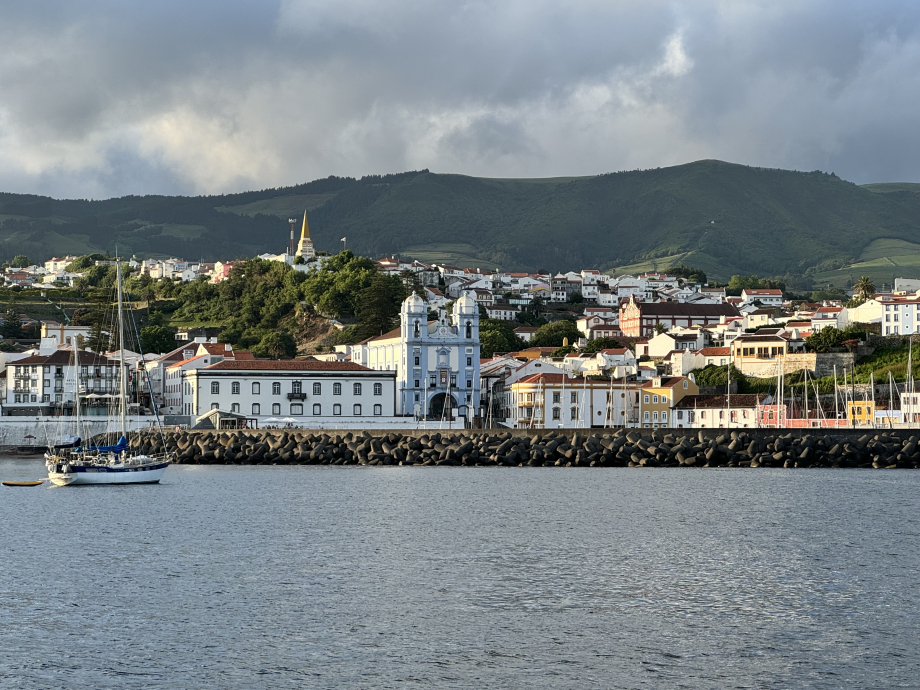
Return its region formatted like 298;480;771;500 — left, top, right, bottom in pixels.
300;210;310;241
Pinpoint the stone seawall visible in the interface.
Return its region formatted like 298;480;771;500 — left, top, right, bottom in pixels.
120;427;920;469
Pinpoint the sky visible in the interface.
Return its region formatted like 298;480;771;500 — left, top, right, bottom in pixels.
1;0;919;199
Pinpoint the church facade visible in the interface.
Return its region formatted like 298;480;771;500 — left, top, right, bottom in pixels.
352;294;481;421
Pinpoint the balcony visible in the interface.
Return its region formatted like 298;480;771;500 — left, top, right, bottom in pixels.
287;392;307;400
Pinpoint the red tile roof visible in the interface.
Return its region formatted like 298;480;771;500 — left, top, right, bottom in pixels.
204;360;373;371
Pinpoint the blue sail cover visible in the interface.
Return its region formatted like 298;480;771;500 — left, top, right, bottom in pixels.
84;436;129;453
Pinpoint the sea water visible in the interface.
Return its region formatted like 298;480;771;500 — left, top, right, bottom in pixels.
1;458;918;689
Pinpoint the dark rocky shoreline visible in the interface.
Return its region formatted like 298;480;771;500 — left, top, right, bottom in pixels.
123;429;920;468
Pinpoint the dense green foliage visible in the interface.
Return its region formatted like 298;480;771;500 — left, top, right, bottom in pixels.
10;254;30;268
139;325;177;354
529;320;583;348
666;264;707;284
3;161;920;278
479;319;524;358
0;300;24;339
581;336;628;353
805;324;870;353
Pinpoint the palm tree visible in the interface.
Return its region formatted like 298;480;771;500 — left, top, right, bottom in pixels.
854;276;876;301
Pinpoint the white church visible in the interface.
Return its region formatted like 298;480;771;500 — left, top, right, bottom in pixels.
351;293;481;421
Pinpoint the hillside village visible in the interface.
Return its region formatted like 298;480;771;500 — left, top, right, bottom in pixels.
3;210;920;432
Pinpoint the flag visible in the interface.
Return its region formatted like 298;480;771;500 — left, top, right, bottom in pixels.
340;237;347;242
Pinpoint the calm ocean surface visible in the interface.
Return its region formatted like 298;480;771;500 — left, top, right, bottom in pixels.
1;458;918;689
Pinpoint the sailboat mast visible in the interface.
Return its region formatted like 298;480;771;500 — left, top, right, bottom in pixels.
116;260;128;438
74;340;81;432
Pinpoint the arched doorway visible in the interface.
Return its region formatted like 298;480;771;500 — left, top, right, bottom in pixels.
428;393;457;419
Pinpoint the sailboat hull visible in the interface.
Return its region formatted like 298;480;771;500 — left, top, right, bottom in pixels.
47;461;169;486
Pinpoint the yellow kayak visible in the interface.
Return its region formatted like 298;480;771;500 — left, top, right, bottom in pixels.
2;480;44;487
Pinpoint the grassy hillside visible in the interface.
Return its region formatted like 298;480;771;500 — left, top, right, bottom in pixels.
2;161;919;279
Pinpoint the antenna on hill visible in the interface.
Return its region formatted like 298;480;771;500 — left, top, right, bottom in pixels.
288;218;297;256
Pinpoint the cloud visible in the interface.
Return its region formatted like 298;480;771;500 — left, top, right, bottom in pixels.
0;0;918;198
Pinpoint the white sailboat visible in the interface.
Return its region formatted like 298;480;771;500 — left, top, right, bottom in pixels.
45;260;173;486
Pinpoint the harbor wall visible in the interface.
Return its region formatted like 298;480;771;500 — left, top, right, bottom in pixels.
111;426;920;469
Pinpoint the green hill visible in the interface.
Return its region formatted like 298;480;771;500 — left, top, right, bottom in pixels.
2;160;919;280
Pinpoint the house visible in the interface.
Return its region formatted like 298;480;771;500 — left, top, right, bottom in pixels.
513;326;539;343
741;288;784;306
481;356;562;425
485;305;521;321
44;256;78;273
576;314;621;340
508;372;641;429
184;360;397;422
811;306;847;332
637;376;699;428
646;331;705;358
618;296;740;337
744;308;781;330
3;349;124;416
730;328;807;376
697;347;732;367
672;394;771;429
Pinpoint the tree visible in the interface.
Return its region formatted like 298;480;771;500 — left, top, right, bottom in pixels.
355;272;402;339
479;318;524;358
854;276;876;301
251;331;297;359
139;325;177;354
85;320;110;353
530;320;583;348
0;300;24;339
654;323;668;335
398;268;425;299
582;336;625;354
10;254;30;268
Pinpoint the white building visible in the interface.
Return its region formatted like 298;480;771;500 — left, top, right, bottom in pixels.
184;360;396;422
353;294;481;421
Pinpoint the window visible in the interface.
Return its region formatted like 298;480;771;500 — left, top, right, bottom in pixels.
414;379;420;388
291;404;303;415
272;403;281;414
313;403;321;415
644;411;650;420
414;356;420;366
677;411;683;420
333;404;342;415
333;383;341;395
570;392;577;403
231;403;240;413
292;381;302;394
660;394;667;403
232;382;240;395
653;411;659;421
570;407;578;420
450;375;456;386
313;382;322;395
466;380;472;388
252;382;260;394
466;357;472;366
652;395;659;404
353;404;362;416
272;382;281;395
552;407;560;420
683;381;688;389
211;381;219;394
252;403;260;414
374;404;382;416
644;395;650;404
552;392;560;403
353;383;362;395
211;402;219;410
661;411;667;423
374;383;382;396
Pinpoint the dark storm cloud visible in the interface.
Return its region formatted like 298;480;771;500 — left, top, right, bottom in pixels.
0;0;918;198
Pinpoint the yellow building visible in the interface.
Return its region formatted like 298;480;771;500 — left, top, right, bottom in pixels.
638;376;699;428
847;400;875;427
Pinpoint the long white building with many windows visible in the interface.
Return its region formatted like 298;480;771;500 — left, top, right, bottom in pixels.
183;360;396;422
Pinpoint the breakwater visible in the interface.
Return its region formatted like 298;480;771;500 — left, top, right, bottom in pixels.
125;428;920;468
